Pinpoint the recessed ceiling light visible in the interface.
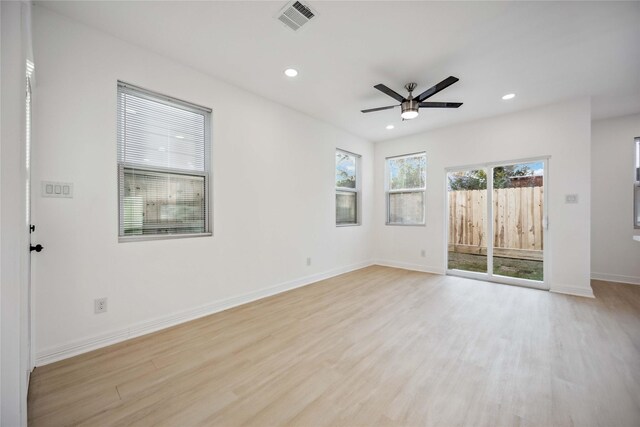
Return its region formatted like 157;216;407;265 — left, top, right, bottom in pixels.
284;68;298;77
386;124;395;130
502;93;516;100
175;135;184;139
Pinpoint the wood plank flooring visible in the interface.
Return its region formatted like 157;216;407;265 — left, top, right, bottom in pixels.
28;266;640;426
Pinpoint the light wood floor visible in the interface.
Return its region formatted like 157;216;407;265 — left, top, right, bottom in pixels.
28;266;640;426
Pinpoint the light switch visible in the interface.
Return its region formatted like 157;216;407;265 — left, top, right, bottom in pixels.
42;181;73;198
565;194;578;204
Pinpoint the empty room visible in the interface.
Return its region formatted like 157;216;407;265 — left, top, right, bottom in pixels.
2;1;640;426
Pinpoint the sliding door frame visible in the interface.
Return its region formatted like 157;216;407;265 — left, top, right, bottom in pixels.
444;156;550;291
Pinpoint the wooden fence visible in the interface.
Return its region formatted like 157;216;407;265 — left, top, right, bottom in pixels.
448;186;543;261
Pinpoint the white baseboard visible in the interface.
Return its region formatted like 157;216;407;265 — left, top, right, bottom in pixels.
591;272;640;286
550;284;595;298
374;259;445;275
35;260;375;366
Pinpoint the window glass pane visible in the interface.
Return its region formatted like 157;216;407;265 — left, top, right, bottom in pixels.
636;138;640;228
388;154;426;190
635;185;640;228
635;138;639;182
447;169;488;273
336;191;357;224
388;192;424;224
123;168;205;235
119;91;206;172
336;151;356;189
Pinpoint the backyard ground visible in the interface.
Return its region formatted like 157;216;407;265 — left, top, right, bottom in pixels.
447;252;543;281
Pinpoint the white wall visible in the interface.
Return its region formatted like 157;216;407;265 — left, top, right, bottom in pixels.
373;98;593;297
591;114;640;284
31;7;374;365
1;1;30;425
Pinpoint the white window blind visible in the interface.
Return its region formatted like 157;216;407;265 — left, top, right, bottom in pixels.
386;152;426;225
117;82;211;240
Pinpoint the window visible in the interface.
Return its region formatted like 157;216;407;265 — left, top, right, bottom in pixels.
386;152;426;225
117;82;211;241
336;149;360;225
635;137;639;228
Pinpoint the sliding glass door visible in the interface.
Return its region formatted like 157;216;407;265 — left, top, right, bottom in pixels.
446;159;548;290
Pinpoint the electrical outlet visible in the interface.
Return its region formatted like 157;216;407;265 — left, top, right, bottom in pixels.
420;249;426;257
306;257;311;266
94;298;107;314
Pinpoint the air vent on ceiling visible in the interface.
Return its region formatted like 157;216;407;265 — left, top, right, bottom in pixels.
276;1;316;31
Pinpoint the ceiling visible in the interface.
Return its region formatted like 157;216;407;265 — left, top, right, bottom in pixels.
37;1;640;142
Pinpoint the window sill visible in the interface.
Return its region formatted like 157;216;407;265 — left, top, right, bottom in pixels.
119;232;212;243
336;223;361;227
385;222;426;227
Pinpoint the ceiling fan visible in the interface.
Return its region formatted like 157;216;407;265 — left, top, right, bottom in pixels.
361;76;462;120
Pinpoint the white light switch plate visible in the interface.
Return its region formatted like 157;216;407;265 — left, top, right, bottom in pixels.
42;181;73;198
565;194;578;204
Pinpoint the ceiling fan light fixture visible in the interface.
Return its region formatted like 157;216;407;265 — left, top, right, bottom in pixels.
401;110;419;120
400;99;419;120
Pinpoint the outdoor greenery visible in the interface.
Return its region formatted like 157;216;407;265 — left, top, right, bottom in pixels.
336;152;356;188
448;165;533;191
389;155;426;190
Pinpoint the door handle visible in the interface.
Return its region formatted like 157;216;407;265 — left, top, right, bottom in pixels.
30;244;44;253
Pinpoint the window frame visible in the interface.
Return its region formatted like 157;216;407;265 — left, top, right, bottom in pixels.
117;81;212;242
385;151;427;226
335;148;361;227
634;137;639;229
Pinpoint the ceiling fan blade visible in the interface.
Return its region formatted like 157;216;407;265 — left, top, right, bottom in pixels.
374;84;406;103
361;105;398;113
418;102;463;108
415;76;459;102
